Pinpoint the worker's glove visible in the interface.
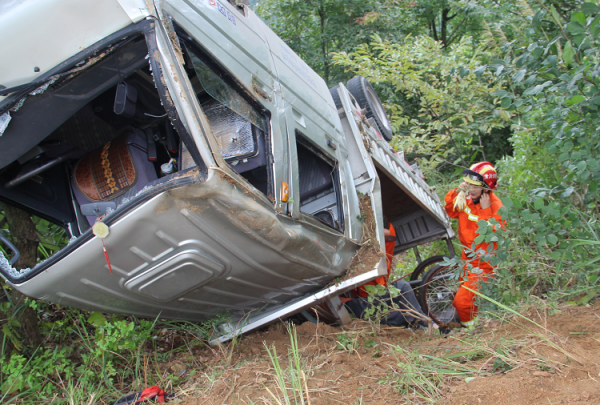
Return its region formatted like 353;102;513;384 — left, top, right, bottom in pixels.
453;190;467;211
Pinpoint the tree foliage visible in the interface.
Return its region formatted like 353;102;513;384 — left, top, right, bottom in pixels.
255;0;416;86
467;1;600;304
407;0;482;48
332;35;509;167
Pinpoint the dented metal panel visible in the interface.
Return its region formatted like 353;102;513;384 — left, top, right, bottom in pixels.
14;169;359;322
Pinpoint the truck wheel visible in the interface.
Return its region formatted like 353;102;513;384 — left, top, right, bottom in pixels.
418;264;459;324
329;85;342;110
409;254;452;300
409;255;450;282
346;76;393;141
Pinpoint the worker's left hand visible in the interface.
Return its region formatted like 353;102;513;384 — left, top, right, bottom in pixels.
480;192;491;209
457;182;470;193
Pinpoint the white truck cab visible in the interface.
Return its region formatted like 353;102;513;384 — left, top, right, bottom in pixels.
0;0;454;337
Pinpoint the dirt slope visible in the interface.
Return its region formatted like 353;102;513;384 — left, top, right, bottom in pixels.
445;304;600;405
168;303;600;405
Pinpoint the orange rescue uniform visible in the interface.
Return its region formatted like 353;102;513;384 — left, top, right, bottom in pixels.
445;189;503;322
353;222;396;298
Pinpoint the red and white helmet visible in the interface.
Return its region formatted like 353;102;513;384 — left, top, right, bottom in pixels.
462;161;498;190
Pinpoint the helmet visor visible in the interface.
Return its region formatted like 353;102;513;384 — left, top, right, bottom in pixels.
462;169;485;186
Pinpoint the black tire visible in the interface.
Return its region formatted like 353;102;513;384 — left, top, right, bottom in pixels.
329;85;343;110
346;76;393;141
418;264;459;324
409;255;450;282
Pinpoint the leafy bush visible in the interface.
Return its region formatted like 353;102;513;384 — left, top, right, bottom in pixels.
1;347;72;398
79;314;156;384
0;313;156;402
426;3;600;310
332;34;510;168
479;2;600;303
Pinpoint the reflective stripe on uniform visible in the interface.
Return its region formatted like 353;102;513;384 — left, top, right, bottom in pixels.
464;207;493;225
464;207;480;222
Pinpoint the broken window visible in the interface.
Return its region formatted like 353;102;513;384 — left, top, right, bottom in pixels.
179;37;272;198
296;135;343;232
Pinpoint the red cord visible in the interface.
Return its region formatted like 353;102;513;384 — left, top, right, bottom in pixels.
101;240;113;274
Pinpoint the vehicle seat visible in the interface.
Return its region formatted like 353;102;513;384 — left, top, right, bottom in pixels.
72;129;158;225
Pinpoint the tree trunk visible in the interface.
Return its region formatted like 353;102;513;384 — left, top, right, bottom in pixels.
318;2;329;85
441;8;449;47
440;8;459;48
429;18;438;42
1;203;42;351
3;203;39;269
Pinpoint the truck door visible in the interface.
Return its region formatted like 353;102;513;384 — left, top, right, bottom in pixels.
162;0;358;240
161;0;285;200
259;28;359;240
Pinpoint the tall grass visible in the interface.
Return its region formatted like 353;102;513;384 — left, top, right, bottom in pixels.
263;324;310;405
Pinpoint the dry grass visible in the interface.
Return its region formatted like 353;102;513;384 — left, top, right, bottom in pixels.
168;299;590;405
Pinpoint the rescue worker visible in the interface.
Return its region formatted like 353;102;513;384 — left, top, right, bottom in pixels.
344;218;431;327
445;161;503;326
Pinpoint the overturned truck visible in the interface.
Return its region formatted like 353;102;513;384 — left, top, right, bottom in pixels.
0;0;455;338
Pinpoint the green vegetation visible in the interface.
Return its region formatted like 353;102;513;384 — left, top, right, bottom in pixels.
260;0;600;314
256;0;411;86
1;311;154;402
2;0;600;402
332;35;509;167
263;324;310;405
335;331;361;352
0;298;227;403
468;2;600;310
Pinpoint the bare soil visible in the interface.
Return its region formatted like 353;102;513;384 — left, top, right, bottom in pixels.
161;302;600;405
445;304;600;405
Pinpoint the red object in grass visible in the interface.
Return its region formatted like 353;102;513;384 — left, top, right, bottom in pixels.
137;386;168;403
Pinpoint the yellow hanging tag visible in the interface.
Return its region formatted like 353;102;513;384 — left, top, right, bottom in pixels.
92;222;110;239
92;222;113;274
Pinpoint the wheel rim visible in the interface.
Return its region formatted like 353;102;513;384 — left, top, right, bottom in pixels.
365;85;392;133
424;266;459;324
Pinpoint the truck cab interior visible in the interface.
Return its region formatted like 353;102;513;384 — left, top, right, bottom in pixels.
0;26;272;267
0;33;188;240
